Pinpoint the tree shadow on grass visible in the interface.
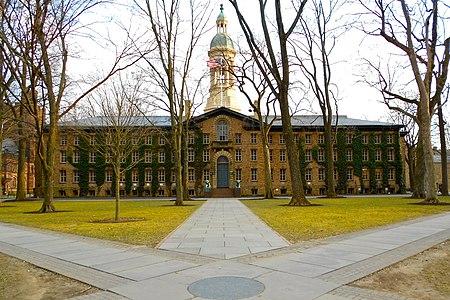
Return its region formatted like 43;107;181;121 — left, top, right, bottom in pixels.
0;205;17;208
279;203;323;207
408;202;450;206
91;218;145;224
24;210;74;214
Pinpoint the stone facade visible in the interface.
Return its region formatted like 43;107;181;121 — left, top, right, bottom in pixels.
52;107;406;198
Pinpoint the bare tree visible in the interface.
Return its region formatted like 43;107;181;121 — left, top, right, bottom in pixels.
231;47;277;199
73;74;147;222
229;0;311;205
436;84;448;195
134;0;212;206
360;0;450;203
293;0;344;197
0;0;141;212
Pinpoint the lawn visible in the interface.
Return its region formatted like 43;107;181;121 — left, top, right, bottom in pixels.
0;200;203;247
242;196;450;243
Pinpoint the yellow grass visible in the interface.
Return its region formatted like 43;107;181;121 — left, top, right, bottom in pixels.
242;196;450;243
0;200;203;247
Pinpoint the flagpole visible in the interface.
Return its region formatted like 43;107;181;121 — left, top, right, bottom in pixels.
220;65;223;107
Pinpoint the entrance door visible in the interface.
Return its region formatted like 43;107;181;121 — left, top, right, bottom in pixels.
217;156;229;188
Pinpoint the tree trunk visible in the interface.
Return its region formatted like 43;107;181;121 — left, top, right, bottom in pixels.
261;133;274;199
174;129;184;206
419;98;438;203
39;113;57;212
15;105;27;201
406;145;416;193
437;101;448;196
412;133;425;198
324;116;336;197
115;172;120;222
279;92;309;206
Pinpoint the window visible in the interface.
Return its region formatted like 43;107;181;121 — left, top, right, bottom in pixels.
346;134;353;144
251;149;257;161
387;134;394;144
121;152;126;163
158;169;165;183
279;149;286;162
132;136;139;145
388;168;395;180
305;149;312;162
60;170;66;183
268;134;273;144
188;169;195;182
188;134;195;144
235;169;242;181
119;171;125;182
60;135;67;146
363;149;369;161
280;168;286;181
203;133;210;144
387;148;394;161
89;151;96;163
346;168;353;181
317;148;325;162
362;134;369;144
235;133;241;144
159;151;165;163
203;169;210;181
132;151;139;163
235;149;242;162
132;169;139;182
146;135;153;145
279;135;285;144
305;168;312;181
318;168;325;181
333;148;338;161
145;169;152;182
89;170;96;182
159;135;165;145
376;168;382;180
305;134;312;144
72;150;79;163
294;134;300;144
203;149;210;162
60;150;67;163
105;151;112;163
188;149;195;162
74;135;80;146
217;120;228;141
346;149;353;161
269;149;273;162
89;135;95;145
251;168;257;181
73;170;80;183
105;169;113;182
375;149;382;161
251;133;257;144
334;169;338;181
362;168;369;180
375;134;381;144
145;150;152;163
318;134;324;144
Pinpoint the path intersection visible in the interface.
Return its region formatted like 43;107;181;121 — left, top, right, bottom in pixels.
0;198;449;299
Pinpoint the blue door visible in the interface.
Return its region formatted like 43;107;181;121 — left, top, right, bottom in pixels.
217;156;229;188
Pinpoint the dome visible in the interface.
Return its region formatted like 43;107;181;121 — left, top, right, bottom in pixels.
210;33;234;50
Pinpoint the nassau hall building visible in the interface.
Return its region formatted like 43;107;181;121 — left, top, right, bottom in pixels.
51;7;406;198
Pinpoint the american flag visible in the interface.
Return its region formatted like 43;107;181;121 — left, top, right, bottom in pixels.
207;59;223;68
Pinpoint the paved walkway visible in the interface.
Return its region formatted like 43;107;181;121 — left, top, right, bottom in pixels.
0;199;448;300
158;199;289;259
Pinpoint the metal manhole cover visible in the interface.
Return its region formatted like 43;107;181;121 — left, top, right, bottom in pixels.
188;276;265;300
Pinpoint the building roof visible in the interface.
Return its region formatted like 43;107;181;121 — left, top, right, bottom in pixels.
60;116;173;128
210;33;234;50
59;108;402;131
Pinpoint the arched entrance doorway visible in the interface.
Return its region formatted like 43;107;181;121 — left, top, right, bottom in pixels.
217;156;229;188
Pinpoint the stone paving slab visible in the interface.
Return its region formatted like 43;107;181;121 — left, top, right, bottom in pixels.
158;199;290;259
0;206;449;300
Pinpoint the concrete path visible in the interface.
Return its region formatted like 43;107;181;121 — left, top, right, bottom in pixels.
157;199;290;259
0;199;448;300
